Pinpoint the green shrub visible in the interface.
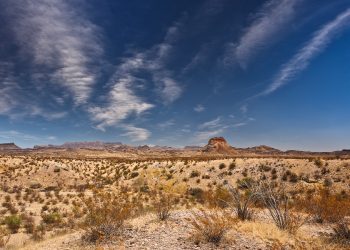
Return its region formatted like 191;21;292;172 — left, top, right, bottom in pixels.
42;212;62;225
4;215;22;233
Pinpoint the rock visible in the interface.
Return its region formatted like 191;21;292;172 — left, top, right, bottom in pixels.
203;137;236;154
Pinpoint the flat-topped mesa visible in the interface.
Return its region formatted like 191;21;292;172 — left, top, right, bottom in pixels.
0;143;21;151
203;137;236;154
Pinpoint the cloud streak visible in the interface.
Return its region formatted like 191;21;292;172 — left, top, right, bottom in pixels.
10;0;103;105
89;77;154;131
262;8;350;95
121;126;151;142
228;0;301;68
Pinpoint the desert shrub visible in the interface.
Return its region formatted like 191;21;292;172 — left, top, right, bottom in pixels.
203;186;232;208
227;183;257;221
190;170;200;178
218;163;226;170
303;188;350;223
289;173;299;183
82;191;132;243
4;215;22;233
187;188;205;203
42;212;62;225
130;171;139;179
229;162;236;170
153;194;173;221
260;165;272;172
323;178;333;187
23;215;35;234
236;177;255;189
314;158;323;167
31;223;46;241
188;209;235;245
333;221;350;244
257;183;307;233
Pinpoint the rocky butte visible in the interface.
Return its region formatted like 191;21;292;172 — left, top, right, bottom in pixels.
202;137;236;154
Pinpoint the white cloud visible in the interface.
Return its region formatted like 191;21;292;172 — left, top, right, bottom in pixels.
232;122;247;128
0;63;19;114
262;8;350;95
0;130;38;141
227;0;301;68
106;20;183;106
199;117;222;129
89;77;154;131
10;0;102;105
88;20;184;135
121;126;151;142
194;104;205;112
158;120;175;129
158;77;182;104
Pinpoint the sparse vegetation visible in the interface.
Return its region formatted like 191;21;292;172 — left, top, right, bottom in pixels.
188;209;235;245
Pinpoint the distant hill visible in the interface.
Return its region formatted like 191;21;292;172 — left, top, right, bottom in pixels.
34;141;123;150
0;143;21;151
244;145;281;154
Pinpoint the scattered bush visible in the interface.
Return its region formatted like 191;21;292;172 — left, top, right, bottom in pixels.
333;221;350;244
188;209;235;245
227;183;257;221
4;215;22;233
304;188;350;223
257;183;307;233
229;162;236;170
153;194;173;221
32;223;46;241
82;191;132;243
218;163;226;170
42;212;62;225
190;170;200;178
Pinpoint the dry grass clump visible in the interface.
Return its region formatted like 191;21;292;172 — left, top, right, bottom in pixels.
227;182;257;221
332;221;350;245
82;191;132;243
303;189;350;223
257;183;308;234
3;214;22;233
0;226;10;248
187;209;236;245
153;193;174;221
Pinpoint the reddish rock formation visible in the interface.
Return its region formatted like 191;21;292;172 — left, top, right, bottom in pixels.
203;137;236;154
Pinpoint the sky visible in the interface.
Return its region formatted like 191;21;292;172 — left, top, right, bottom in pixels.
0;0;350;151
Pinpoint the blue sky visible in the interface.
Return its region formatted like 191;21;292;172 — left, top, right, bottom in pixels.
0;0;350;150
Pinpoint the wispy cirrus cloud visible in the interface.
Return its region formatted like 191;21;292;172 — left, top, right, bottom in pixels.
109;19;184;105
226;0;301;68
88;20;185;141
261;8;350;95
0;62;19;114
199;117;222;130
121;126;151;142
0;130;56;142
8;0;103;105
89;77;154;131
194;104;205;112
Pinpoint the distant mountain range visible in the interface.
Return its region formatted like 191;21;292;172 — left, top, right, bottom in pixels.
0;138;349;158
